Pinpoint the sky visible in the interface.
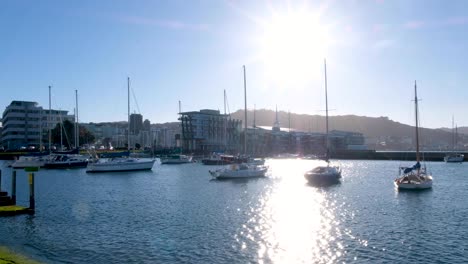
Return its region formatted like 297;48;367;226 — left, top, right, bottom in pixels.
1;0;468;128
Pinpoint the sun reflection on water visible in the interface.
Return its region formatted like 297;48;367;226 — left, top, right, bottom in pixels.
235;159;345;263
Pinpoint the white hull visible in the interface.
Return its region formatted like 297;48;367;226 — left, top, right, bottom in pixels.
210;164;268;179
11;156;49;168
86;158;155;173
395;174;432;190
444;154;464;163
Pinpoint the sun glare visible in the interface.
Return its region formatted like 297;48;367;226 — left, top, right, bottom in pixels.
260;10;331;87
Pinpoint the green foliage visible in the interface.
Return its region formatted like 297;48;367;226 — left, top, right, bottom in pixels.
51;120;95;148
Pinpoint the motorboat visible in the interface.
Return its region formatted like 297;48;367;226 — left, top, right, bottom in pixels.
209;163;268;179
201;153;248;165
444;153;464;163
160;154;192;164
11;155;50;169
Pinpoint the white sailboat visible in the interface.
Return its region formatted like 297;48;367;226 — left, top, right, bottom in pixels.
394;81;432;190
304;59;341;185
209;65;268;179
444;116;464;163
86;77;155;173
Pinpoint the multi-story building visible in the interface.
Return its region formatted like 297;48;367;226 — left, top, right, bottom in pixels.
129;114;143;135
179;109;242;153
1;101;73;150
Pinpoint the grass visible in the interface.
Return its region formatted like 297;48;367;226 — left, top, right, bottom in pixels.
0;246;41;264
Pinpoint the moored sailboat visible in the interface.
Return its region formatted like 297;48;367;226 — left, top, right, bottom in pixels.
444;117;464;163
394;81;432;190
86;77;155;173
304;59;341;185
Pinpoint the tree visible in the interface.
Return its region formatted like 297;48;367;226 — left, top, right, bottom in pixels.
51;120;95;148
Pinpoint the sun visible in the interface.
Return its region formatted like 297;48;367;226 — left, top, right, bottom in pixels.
259;9;331;87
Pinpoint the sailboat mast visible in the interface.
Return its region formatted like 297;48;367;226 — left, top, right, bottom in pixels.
452;115;455;151
414;81;420;162
243;65;247;155
324;59;329;162
48;85;52;153
127;77;131;152
224;90;227;150
75;89;79;149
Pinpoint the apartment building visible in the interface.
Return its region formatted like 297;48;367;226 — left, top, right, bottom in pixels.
1;101;73;150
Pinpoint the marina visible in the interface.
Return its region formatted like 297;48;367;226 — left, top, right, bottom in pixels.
0;159;467;263
2;1;468;263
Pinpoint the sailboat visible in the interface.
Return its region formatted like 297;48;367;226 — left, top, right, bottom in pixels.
209;65;268;179
86;77;156;173
304;59;341;185
394;81;432;190
444;116;464;163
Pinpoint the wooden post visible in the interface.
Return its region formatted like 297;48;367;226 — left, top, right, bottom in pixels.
29;173;35;210
11;170;16;204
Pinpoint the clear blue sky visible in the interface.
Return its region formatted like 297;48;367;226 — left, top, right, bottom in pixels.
1;0;467;128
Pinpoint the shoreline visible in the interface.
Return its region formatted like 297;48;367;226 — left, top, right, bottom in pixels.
0;246;40;264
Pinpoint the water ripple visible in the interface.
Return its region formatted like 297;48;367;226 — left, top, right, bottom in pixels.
0;160;467;263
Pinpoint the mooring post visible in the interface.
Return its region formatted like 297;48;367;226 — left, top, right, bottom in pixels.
11;170;16;204
29;172;35;210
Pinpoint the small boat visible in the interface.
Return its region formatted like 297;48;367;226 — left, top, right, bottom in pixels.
44;154;89;169
304;59;341;185
52;148;80;155
444;153;464;163
209;163;268;179
247;158;265;165
444;117;464;163
394;81;432;190
201;153;248;165
160;154;192;164
11;156;49;169
395;162;432;190
305;165;341;185
86;157;155;173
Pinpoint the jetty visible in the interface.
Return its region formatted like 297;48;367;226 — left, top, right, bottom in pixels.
0;169;36;216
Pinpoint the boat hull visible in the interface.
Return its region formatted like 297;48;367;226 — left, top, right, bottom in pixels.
394;180;432;190
210;165;268;179
304;172;341;185
394;174;433;190
444;155;464;163
304;166;341;185
86;159;155;173
160;155;192;164
44;161;88;169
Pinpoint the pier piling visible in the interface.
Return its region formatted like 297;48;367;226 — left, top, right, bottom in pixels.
11;170;16;205
28;173;35;210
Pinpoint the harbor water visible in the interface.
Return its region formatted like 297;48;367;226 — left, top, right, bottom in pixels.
0;159;467;263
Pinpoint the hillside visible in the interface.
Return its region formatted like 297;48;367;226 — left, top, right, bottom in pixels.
230;109;458;149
